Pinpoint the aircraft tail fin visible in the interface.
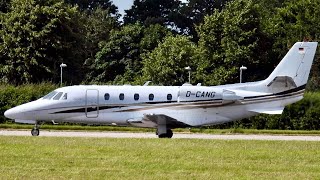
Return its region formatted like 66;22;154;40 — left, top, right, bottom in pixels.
263;42;318;91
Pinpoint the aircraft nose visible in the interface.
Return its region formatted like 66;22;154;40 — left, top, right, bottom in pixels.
4;101;43;120
4;105;28;120
4;108;18;120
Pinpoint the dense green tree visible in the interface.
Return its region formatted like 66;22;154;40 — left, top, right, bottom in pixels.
141;35;198;85
0;0;10;13
176;0;230;38
272;0;320;45
65;0;118;14
85;23;170;84
81;7;119;74
85;24;143;84
0;0;84;84
124;0;180;27
196;0;268;85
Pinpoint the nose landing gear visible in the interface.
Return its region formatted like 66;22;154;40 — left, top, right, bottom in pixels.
31;123;40;136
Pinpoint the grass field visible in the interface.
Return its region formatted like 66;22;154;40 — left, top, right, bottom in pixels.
0;136;320;179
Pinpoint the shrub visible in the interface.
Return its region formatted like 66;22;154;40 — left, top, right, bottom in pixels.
0;83;57;123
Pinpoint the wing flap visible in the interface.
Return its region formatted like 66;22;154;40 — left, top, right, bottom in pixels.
127;114;189;128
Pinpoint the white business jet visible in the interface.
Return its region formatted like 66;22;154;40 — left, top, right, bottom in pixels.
4;42;318;138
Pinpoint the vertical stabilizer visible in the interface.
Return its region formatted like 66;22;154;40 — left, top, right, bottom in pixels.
264;42;318;90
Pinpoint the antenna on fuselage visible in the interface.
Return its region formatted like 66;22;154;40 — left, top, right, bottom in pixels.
143;81;152;86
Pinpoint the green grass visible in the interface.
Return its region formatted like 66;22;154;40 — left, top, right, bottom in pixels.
0;136;320;179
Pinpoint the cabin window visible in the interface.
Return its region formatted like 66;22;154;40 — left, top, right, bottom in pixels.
104;93;110;100
167;94;172;101
53;92;63;100
119;93;124;100
149;94;154;101
43;91;57;100
62;93;68;100
134;93;139;101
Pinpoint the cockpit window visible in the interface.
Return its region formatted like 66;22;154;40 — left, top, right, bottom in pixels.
42;91;58;99
53;92;63;100
62;93;67;100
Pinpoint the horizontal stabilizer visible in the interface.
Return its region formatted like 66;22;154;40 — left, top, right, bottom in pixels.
249;107;284;115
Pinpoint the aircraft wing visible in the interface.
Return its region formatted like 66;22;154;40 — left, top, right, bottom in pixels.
127;114;190;128
248;107;284;114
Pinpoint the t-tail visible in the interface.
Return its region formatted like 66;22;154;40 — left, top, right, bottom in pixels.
262;42;318;93
240;42;318;115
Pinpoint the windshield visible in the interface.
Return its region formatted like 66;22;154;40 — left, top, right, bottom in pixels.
42;91;58;100
53;92;63;100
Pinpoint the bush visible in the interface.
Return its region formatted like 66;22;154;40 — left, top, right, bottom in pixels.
0;83;58;123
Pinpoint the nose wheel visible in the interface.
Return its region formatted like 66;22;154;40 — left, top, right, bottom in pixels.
31;128;39;136
31;123;40;136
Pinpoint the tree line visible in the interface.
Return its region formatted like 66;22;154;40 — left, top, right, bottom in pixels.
1;0;319;88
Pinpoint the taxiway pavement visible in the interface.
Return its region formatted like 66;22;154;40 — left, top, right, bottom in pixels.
1;130;320;141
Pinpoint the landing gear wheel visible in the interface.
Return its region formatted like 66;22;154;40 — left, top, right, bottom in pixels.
158;129;173;138
31;128;39;136
166;129;173;138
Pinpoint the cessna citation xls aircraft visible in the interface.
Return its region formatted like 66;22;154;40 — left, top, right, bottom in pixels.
4;42;318;138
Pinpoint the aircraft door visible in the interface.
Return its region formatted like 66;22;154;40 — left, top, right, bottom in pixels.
86;89;99;118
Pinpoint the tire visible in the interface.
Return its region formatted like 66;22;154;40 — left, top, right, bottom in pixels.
158;129;173;138
31;128;39;136
166;129;173;138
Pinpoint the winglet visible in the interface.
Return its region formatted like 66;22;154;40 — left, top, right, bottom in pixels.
143;81;152;86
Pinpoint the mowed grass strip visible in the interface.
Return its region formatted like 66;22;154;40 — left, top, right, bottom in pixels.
0;136;319;179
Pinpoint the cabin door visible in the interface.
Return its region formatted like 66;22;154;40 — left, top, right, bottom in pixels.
86;89;99;118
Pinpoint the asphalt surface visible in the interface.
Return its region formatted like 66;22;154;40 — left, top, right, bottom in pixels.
1;130;320;141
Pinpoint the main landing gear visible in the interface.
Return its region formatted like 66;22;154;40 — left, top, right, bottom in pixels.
158;129;173;138
31;123;40;136
157;128;173;138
